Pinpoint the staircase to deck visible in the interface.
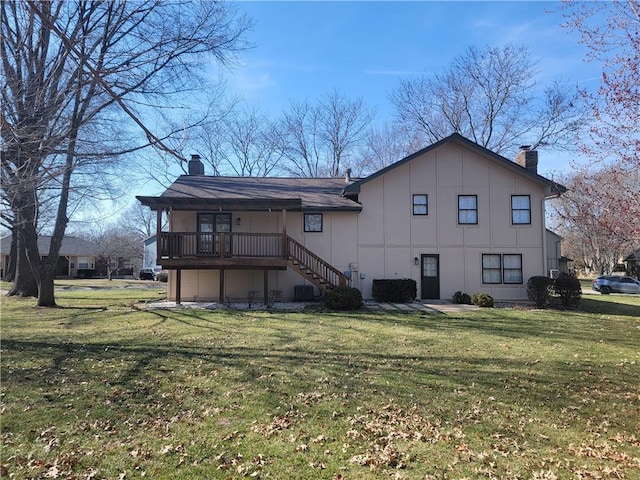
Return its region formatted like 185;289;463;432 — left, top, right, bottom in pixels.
286;236;349;292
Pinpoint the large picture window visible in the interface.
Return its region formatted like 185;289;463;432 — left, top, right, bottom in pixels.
458;195;478;224
482;254;523;284
511;195;531;224
304;213;323;232
413;194;428;215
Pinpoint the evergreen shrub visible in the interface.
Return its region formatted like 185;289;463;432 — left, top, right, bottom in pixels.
371;279;417;302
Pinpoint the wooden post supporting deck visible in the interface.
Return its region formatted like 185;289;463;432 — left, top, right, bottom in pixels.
263;269;269;305
282;209;287;258
176;269;181;305
219;269;225;303
156;209;163;260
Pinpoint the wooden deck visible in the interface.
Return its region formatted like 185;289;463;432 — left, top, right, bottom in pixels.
157;232;349;305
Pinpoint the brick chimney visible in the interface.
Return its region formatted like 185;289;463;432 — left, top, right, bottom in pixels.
515;145;538;173
188;154;204;175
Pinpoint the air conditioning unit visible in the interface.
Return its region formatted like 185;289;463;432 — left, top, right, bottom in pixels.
294;284;314;301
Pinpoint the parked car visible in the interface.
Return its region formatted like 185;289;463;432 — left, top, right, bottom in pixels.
592;275;640;294
139;268;156;280
155;270;168;282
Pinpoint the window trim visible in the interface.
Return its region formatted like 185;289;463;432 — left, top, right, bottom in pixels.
412;194;428;215
458;194;478;225
303;213;323;233
511;195;531;225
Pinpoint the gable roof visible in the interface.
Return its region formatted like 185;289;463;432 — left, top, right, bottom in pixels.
137;176;362;212
343;133;566;197
0;235;99;256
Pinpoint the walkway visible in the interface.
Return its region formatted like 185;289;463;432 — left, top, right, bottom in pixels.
144;299;478;313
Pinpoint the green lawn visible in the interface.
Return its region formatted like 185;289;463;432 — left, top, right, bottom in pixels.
1;284;639;479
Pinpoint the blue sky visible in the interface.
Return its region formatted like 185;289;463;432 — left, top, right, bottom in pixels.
115;1;604;223
223;0;600;129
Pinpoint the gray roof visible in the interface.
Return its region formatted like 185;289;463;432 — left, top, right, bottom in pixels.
0;235;99;256
137;133;566;211
138;176;362;211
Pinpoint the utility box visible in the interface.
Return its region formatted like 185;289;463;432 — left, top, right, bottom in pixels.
294;284;314;301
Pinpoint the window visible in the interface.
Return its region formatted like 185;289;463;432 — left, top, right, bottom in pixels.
304;213;323;232
482;254;502;284
482;254;523;284
458;195;478;224
512;195;531;224
503;254;523;283
78;257;90;269
413;194;428;215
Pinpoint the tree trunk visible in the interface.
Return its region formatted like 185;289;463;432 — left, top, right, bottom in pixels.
2;229;17;282
7;229;38;297
36;263;57;307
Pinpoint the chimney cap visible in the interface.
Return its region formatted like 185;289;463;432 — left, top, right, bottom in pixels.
519;145;531;151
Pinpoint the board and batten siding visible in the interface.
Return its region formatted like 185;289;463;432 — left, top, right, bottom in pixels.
353;142;547;300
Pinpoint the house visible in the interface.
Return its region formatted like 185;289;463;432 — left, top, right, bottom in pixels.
142;235;161;270
0;235;99;278
136;133;566;303
545;229;573;277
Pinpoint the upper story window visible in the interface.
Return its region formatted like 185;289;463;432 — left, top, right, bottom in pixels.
458;195;478;224
512;195;531;224
412;194;428;215
304;213;323;232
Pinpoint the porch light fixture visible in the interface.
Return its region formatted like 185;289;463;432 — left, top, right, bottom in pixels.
236;217;241;226
414;257;419;265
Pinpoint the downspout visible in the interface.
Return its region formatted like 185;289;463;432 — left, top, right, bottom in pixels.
542;196;548;277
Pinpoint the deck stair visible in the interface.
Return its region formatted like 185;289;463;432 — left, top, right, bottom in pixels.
286;236;349;292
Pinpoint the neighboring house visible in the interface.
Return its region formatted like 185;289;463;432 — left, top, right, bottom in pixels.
143;235;161;270
623;251;639;279
0;235;99;278
545;229;572;277
137;133;566;303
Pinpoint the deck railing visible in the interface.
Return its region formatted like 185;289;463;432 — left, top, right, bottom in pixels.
160;232;284;258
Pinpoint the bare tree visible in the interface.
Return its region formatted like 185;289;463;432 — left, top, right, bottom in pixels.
550;163;639;275
354;123;423;176
318;89;376;177
560;0;640;246
278;90;375;177
389;44;587;156
86;225;146;280
220;104;284;177
120;202;159;240
1;1;251;306
278;99;325;177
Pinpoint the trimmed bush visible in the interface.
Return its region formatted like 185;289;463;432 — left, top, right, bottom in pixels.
325;286;363;310
471;292;494;308
76;269;96;279
526;276;554;307
371;279;417;302
452;291;472;305
552;273;582;309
